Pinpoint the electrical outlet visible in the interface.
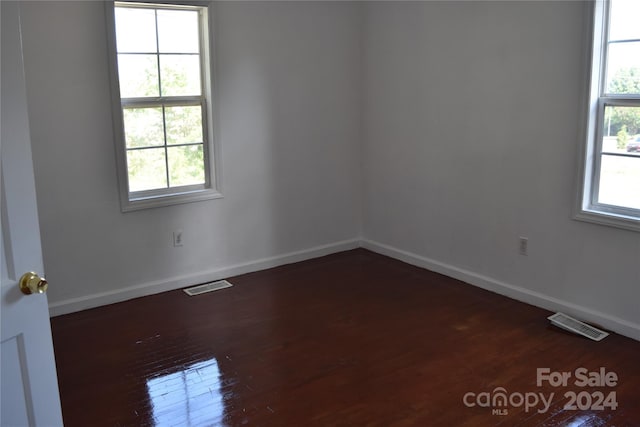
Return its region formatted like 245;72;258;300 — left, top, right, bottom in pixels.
173;230;184;247
519;237;528;256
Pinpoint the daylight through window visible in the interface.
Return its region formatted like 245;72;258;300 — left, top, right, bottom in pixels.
108;2;219;210
578;0;640;230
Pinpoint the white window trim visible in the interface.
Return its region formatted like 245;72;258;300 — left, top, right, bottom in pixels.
105;0;222;212
575;0;640;232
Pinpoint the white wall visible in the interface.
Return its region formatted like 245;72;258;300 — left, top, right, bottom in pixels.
19;1;640;339
20;1;363;313
362;1;640;339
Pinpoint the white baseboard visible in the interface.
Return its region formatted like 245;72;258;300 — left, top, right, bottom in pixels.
49;236;640;342
361;239;640;342
48;238;360;317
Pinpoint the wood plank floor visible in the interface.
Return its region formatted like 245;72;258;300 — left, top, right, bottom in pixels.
51;249;640;426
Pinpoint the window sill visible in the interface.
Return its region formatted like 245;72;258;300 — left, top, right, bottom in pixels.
121;188;222;212
574;208;640;233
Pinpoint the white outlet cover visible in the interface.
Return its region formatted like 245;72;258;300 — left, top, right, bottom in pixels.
173;230;183;247
519;237;528;255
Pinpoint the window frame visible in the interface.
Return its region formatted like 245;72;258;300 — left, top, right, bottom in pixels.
576;0;640;232
106;0;222;212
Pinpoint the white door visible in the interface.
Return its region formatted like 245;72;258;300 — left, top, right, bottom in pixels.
1;1;64;426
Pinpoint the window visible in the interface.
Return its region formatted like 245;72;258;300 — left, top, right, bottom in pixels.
577;0;640;231
106;1;220;211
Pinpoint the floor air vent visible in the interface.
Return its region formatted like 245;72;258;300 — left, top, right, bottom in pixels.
183;280;233;296
548;312;609;341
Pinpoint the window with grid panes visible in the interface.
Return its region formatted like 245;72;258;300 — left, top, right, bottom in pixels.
107;1;220;211
577;0;640;231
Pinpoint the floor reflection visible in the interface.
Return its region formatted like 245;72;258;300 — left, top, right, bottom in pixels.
147;358;225;426
564;414;607;427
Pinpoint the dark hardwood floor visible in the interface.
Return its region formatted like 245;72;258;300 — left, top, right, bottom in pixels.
51;249;640;426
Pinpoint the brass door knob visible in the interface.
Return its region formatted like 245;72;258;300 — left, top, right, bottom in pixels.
19;272;48;295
